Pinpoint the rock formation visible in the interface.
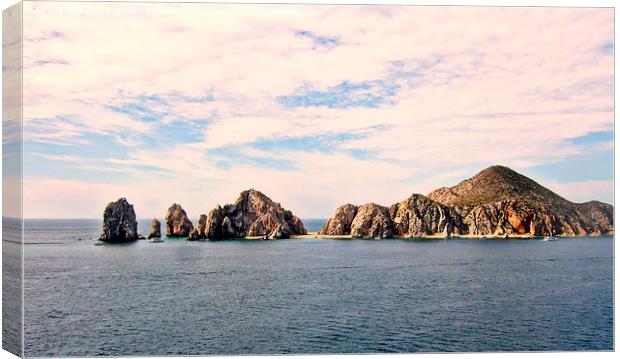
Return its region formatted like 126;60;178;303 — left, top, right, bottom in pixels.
148;219;161;239
99;198;138;242
188;214;208;241
165;203;194;237
320;204;358;235
389;194;466;237
429;166;614;237
205;189;306;239
321;165;613;238
350;203;393;238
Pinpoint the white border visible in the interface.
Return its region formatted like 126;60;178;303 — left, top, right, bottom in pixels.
0;1;616;359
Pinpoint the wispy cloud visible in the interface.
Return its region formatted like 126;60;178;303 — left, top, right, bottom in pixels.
277;80;398;109
106;90;215;123
295;29;340;50
21;3;614;218
33;59;69;66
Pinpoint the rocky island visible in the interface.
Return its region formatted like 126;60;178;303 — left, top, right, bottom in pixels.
321;165;613;238
148;219;161;239
189;189;307;240
165;203;194;237
99;198;138;242
98;166;612;242
99;190;306;242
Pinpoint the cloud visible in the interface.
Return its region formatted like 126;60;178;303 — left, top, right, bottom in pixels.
277;79;399;109
106;90;215;123
20;3;614;217
294;30;340;50
33;58;69;66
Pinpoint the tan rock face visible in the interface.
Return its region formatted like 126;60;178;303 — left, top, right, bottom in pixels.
188;214;208;241
165;203;194;237
576;201;613;235
148;218;161;239
205;189;306;239
350;203;393;239
454;199;614;237
319;204;358;235
455;201;535;236
390;194;466;237
425;187;459;206
455;205;497;235
505;205;533;234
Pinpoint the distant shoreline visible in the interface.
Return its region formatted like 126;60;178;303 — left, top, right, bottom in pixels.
154;233;615;243
248;232;614;240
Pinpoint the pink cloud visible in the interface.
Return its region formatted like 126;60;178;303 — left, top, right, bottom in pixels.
19;2;614;217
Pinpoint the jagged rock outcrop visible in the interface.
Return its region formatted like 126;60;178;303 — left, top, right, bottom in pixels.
148;219;161;239
319;204;358;235
165;203;194;237
188;214;208;241
205;189;306;239
389;194;466;237
99;198;138;242
350;203;393;239
321;165;613;238
205;206;225;238
577;201;614;235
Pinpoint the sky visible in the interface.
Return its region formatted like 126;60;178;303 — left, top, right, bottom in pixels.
17;2;614;219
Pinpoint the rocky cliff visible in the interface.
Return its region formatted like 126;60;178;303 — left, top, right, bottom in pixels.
350;203;393;238
320;204;358;235
165;203;194;237
321;165;613;238
99;198;138;242
389;194;467;237
148;218;161;239
204;189;306;239
188;214;208;241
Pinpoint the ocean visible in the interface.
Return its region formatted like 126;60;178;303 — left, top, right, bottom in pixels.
7;219;614;356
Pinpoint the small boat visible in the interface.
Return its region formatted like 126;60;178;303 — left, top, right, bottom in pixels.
150;238;165;243
542;236;558;241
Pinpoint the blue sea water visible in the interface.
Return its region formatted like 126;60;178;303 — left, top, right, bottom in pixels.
299;218;325;233
14;219;614;356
